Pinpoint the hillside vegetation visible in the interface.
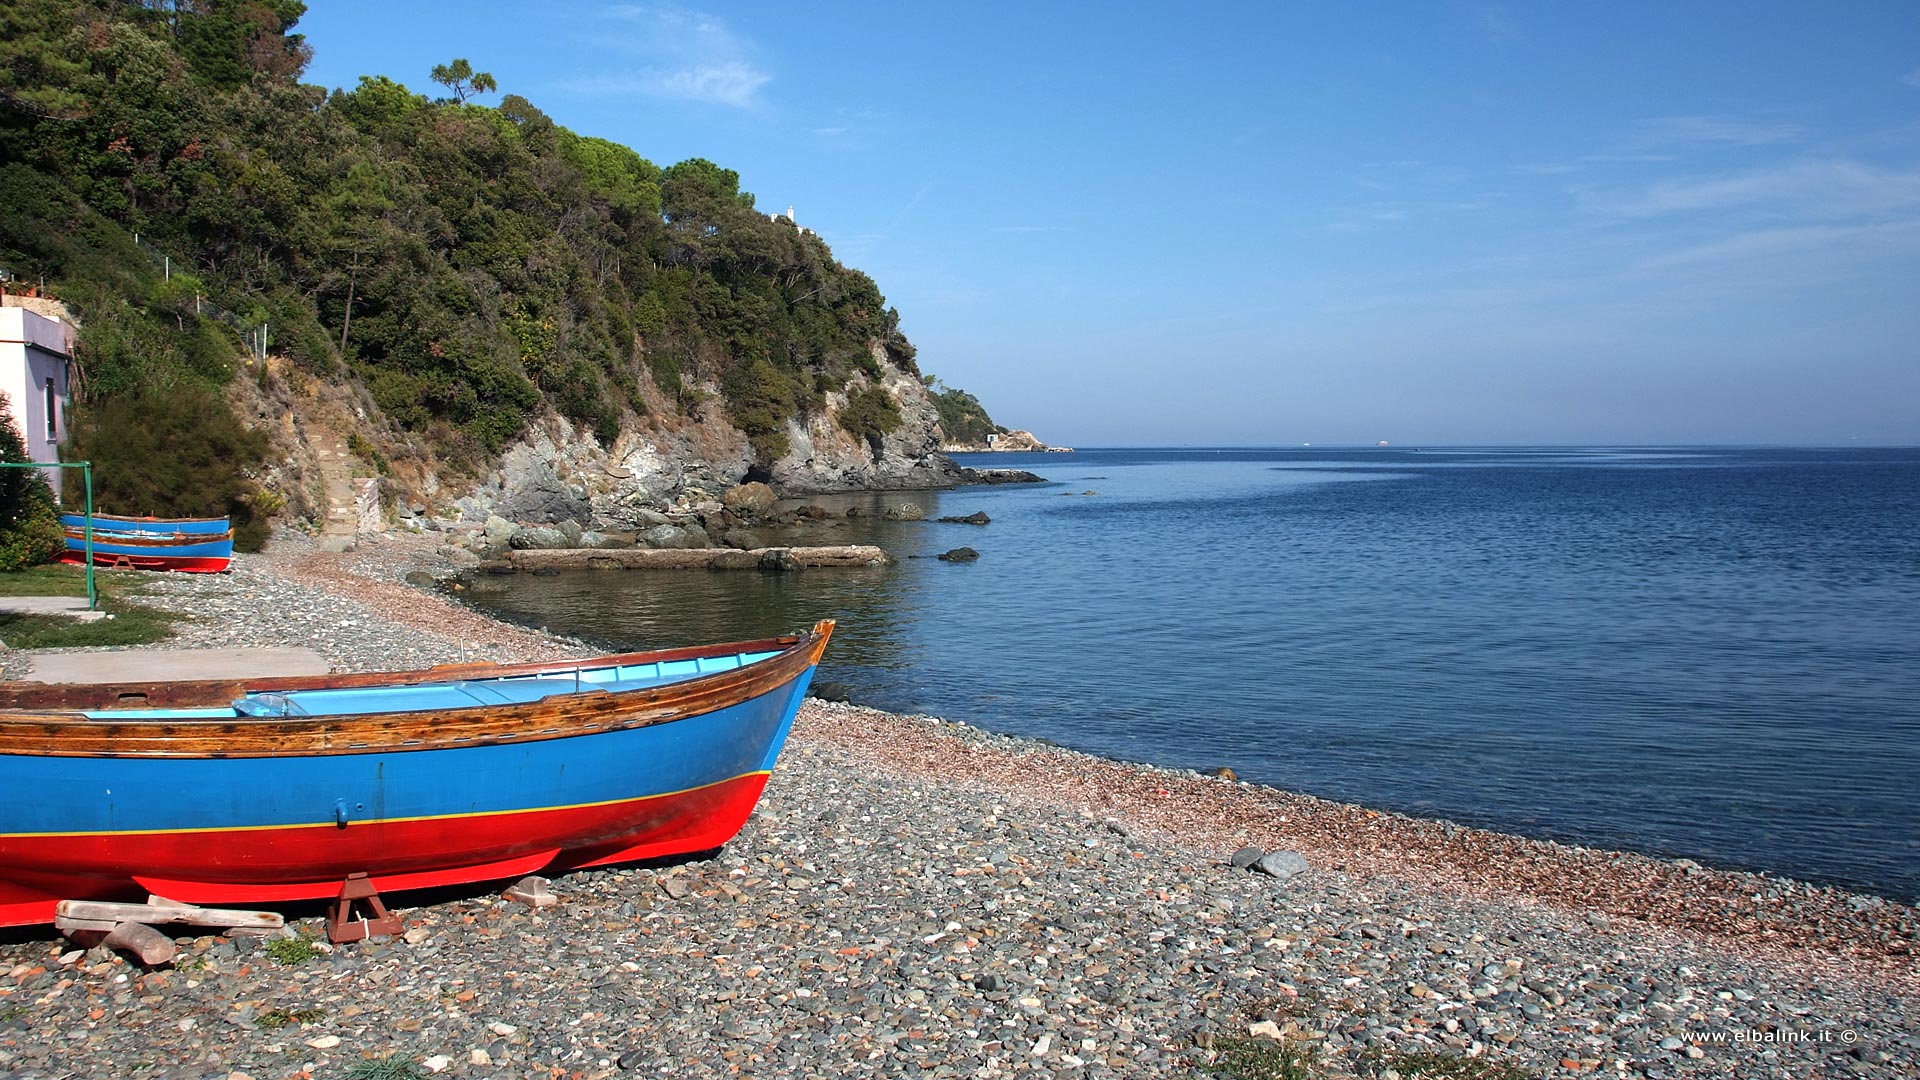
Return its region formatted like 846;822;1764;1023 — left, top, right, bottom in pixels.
0;0;996;537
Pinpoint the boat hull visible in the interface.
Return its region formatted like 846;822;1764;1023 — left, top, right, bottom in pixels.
59;524;234;573
0;625;829;926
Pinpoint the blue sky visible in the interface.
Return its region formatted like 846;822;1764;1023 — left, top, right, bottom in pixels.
297;3;1920;446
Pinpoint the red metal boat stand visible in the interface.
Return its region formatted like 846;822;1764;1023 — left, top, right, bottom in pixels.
328;873;403;943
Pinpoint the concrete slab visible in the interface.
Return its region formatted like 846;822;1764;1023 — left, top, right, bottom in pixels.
0;596;101;618
21;647;332;685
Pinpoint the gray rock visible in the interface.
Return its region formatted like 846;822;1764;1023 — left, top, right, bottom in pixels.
1230;846;1264;870
509;525;571;550
938;511;991;525
641;524;701;550
882;503;926;521
758;549;804;573
937;547;980;562
440;545;481;570
721;482;777;518
1252;851;1310;881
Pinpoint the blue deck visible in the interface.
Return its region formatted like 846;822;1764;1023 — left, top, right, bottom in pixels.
84;650;784;720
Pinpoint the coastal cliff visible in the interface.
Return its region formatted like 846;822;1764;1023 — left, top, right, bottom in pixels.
452;345;966;530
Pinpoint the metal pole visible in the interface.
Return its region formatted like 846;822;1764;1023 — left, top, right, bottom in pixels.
83;462;95;610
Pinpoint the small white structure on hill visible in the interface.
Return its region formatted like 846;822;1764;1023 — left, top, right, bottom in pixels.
0;304;74;495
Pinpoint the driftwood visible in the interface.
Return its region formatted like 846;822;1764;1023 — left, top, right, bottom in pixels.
56;897;282;966
504;545;888;572
101;922;176;966
55;899;284;930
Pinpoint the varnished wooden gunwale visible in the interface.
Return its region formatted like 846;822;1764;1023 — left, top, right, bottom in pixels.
72;513;226;527
61;528;236;547
0;621;832;760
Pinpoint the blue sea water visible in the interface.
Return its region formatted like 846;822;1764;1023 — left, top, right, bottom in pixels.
460;447;1920;901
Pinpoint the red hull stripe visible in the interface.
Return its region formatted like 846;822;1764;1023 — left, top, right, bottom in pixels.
0;769;770;841
0;772;772;925
56;551;231;573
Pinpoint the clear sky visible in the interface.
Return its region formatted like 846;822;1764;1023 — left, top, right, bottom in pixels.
296;3;1920;446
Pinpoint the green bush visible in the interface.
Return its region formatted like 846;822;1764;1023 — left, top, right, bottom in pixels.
0;393;62;571
838;383;903;457
62;386;272;552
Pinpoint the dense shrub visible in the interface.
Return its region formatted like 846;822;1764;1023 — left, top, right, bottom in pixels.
62;387;272;552
0;393;63;571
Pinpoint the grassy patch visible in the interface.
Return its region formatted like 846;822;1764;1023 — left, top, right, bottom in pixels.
1358;1050;1535;1080
0;564;98;597
0;1004;24;1022
0;603;184;648
254;1007;327;1029
0;563;186;648
264;934;324;967
344;1057;426;1080
1203;1036;1317;1080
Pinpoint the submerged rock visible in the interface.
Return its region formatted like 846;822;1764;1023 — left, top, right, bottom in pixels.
937;547;980;562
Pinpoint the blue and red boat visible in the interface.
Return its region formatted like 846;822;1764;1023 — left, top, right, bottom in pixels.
58;512;234;573
0;621;833;928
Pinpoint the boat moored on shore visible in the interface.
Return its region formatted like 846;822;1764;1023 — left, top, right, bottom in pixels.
0;620;834;927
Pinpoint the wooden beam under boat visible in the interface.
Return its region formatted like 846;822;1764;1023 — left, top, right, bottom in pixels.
498;545;888;572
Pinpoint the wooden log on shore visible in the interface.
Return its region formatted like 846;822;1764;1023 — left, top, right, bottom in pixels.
55;899;284;931
503;545;888;572
102;922;176;966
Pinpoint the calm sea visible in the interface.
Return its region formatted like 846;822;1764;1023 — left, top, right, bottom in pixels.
461;447;1920;901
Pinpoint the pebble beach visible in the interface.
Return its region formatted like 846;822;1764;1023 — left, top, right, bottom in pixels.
1;534;1914;1080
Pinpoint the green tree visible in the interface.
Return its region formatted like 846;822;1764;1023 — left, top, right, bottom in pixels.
429;58;496;103
0;392;63;571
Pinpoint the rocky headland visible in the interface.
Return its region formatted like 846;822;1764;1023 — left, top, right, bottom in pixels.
941;429;1072;453
0;535;1913;1080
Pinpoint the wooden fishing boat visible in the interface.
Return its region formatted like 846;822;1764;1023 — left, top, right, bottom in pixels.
0;621;834;928
58;513;231;537
58;512;234;573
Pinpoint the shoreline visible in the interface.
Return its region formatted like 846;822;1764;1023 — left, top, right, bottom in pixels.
1;532;1914;1078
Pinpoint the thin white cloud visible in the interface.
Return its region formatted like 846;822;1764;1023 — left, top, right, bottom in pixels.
569;5;771;108
644;60;769;106
1630;115;1804;148
1595;160;1920;219
1637;220;1920;271
991;225;1073;234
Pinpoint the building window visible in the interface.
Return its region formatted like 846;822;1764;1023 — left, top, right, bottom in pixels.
44;378;55;441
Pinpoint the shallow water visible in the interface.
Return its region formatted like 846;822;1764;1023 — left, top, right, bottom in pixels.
462;446;1920;900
